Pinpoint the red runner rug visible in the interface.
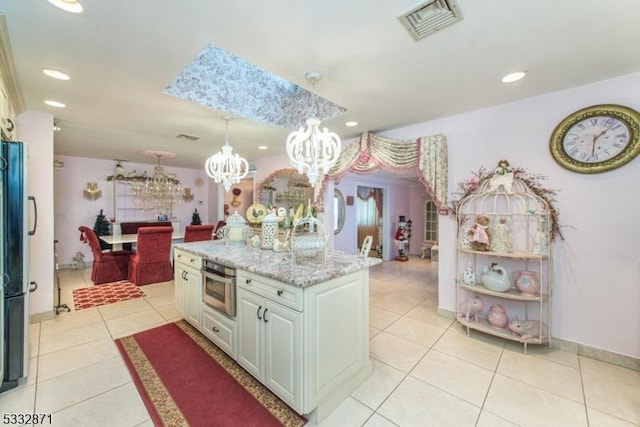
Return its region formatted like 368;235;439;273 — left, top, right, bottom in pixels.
72;280;146;310
115;320;306;427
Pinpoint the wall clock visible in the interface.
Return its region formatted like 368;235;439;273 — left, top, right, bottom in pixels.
549;104;640;173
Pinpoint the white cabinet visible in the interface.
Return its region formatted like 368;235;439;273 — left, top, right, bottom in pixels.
237;269;371;422
455;177;552;353
174;249;202;329
237;275;303;411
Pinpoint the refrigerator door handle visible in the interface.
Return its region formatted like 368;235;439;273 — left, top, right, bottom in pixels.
28;196;37;236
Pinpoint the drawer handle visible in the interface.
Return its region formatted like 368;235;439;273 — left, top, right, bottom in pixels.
257;305;263;320
177;254;182;258
277;289;283;296
190;258;195;262
246;279;252;285
212;326;220;333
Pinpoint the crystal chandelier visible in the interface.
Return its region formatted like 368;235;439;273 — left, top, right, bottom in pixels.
131;153;184;215
286;72;341;187
205;116;249;192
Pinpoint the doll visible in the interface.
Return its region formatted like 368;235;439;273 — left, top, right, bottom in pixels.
469;215;491;251
491;218;512;253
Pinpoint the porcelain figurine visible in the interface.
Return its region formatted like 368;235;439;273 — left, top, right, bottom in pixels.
513;270;540;296
508;319;546;340
462;262;476;285
481;263;511;292
458;295;483;322
487;159;514;193
487;304;508;329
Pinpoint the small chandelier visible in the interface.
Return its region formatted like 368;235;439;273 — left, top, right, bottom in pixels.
286;72;341;187
205;116;249;192
131;152;184;216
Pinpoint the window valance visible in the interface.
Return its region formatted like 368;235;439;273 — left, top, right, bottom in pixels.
315;132;448;212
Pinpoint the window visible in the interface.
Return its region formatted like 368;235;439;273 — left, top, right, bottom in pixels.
424;199;438;243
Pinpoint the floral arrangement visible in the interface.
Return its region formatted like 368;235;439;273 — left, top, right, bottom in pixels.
449;165;564;241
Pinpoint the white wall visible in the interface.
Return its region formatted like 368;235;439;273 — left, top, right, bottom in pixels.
17;111;54;317
53;155;208;267
382;71;640;359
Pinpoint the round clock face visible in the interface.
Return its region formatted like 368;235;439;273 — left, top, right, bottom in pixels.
562;116;630;163
550;104;640;173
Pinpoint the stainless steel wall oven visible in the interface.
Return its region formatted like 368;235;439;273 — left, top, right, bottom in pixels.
202;259;236;317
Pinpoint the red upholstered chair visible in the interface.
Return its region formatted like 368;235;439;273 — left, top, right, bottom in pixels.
128;226;174;285
213;220;226;240
120;221;172;251
78;226;133;285
184;224;215;242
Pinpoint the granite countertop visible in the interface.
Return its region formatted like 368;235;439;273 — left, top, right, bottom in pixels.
174;240;382;288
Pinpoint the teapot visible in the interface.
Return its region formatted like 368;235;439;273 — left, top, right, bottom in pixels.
481;263;511;292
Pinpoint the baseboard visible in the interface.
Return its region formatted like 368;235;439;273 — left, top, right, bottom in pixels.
439;307;639;372
30;310;55;324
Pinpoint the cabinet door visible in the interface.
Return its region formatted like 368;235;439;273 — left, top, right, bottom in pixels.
237;288;263;379
174;264;187;316
263;300;302;409
185;268;202;328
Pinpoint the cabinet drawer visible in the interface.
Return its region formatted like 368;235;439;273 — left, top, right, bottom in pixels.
238;270;303;312
201;305;237;360
174;249;202;269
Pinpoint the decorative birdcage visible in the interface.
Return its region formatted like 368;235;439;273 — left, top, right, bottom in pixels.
216;212;253;245
291;201;328;264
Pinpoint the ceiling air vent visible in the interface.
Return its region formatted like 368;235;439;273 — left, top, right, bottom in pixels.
398;0;463;41
175;133;200;141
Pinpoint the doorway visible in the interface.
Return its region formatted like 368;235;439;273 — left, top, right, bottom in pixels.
355;186;383;258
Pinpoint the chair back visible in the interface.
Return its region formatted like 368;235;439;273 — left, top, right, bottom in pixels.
135;226;173;263
184;224;215;242
360;235;374;257
213;220;226;240
79;226;104;261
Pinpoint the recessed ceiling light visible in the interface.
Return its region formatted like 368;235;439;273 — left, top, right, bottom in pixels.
47;0;83;14
345;121;358;127
501;71;527;83
43;69;70;80
44;100;66;108
53;125;61;131
258;145;268;150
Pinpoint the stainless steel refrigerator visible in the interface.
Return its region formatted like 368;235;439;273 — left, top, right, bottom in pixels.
1;140;36;393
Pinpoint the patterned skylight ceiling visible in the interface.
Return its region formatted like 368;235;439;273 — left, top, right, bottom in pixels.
164;44;347;129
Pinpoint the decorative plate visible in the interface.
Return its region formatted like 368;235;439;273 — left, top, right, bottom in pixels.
246;203;268;224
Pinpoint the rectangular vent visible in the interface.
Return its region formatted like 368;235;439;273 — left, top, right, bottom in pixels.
398;0;463;41
175;133;200;141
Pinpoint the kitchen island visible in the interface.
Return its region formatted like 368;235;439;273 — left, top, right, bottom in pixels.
173;241;381;423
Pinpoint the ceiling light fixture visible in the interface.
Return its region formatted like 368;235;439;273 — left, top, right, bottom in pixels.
44;100;66;108
285;71;341;188
47;0;84;14
131;152;184;215
345;121;358;127
501;71;527;83
204;116;249;192
43;69;70;80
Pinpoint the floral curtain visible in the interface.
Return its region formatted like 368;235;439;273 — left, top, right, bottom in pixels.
315;131;448;212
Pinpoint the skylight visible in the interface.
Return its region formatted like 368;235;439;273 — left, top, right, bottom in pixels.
163;44;347;129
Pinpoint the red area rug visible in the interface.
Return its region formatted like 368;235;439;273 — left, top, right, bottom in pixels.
72;280;146;310
115;320;306;427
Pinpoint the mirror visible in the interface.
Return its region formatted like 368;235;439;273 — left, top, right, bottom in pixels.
255;168;315;209
334;189;346;234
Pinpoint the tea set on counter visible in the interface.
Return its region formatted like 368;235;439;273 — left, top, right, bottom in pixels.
460;261;545;339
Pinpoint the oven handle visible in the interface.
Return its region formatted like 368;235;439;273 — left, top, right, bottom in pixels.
203;269;235;285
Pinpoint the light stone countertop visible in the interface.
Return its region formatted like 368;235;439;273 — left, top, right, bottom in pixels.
174;240;382;288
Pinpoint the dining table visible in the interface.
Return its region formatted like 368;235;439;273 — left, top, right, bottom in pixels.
99;230;185;245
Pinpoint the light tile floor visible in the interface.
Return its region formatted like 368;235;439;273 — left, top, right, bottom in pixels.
1;258;638;426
